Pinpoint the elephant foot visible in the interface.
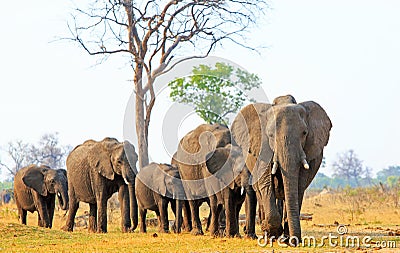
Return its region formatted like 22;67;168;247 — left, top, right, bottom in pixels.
159;228;170;233
61;225;73;232
244;233;258;240
190;228;204;236
96;228;107;233
261;221;283;239
226;233;242;238
122;226;134;233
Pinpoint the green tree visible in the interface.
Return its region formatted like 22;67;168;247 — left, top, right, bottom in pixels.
168;62;261;124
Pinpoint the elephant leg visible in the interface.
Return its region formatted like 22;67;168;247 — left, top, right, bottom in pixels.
128;184;138;231
62;196;79;232
158;199;170;233
170;200;176;232
38;213;43;227
189;200;203;235
47;197;56;229
34;195;51;228
20;209;27;225
205;209;211;232
208;196;220;237
88;203;97;233
174;199;183;233
118;185;131;233
139;207;147;233
245;188;257;239
97;197;108;233
182;201;192;232
224;193;237;237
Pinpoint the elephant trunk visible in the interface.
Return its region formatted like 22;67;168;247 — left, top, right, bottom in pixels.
129;183;138;230
56;183;69;210
279;145;303;245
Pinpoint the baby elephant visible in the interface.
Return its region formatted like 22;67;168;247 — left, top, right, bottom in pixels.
135;163;184;233
14;165;69;228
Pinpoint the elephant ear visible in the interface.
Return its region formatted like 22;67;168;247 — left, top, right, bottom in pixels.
153;164;173;197
231;103;273;172
205;147;237;190
58;169;67;178
88;141;115;181
300;101;332;161
22;166;48;196
123;140;138;173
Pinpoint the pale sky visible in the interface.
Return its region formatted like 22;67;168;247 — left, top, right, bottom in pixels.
1;1;400;179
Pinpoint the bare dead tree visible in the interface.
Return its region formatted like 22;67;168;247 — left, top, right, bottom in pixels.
29;133;72;170
333;150;365;186
0;140;31;178
67;0;267;168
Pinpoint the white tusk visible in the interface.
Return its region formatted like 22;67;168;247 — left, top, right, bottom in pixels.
57;192;61;197
302;159;310;169
271;162;278;174
123;178;130;185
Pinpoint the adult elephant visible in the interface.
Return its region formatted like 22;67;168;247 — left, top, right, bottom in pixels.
231;95;332;244
62;137;138;233
135;163;183;233
174;123;256;237
174;123;231;235
14;165;68;228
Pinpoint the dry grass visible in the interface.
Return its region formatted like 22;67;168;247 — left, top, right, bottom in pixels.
0;188;399;252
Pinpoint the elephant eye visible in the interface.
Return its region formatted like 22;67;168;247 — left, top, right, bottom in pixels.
50;179;55;185
303;130;308;136
117;160;123;165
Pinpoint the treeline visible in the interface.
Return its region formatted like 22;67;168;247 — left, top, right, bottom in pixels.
309;165;400;189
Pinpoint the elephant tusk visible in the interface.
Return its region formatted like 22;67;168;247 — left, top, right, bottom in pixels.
271;162;279;174
302;159;310;169
123;178;130;185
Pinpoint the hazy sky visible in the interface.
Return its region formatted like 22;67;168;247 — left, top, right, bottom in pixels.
1;1;399;179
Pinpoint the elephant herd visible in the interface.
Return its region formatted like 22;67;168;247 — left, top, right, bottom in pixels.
12;95;332;245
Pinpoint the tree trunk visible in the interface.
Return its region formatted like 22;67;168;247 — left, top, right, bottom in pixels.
135;68;149;169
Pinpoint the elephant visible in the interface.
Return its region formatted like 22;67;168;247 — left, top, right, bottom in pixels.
135;163;184;233
62;137;138;233
231;94;332;245
205;144;257;238
173;123;257;237
13;165;68;228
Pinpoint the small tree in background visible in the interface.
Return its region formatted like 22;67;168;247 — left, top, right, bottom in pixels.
332;149;369;187
168;62;261;124
29;133;72;170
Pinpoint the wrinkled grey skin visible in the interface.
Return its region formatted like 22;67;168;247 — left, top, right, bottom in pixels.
62;137;138;233
205;144;257;238
231;95;332;244
135;163;184;233
173;124;231;235
173;124;257;237
14;165;68;228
